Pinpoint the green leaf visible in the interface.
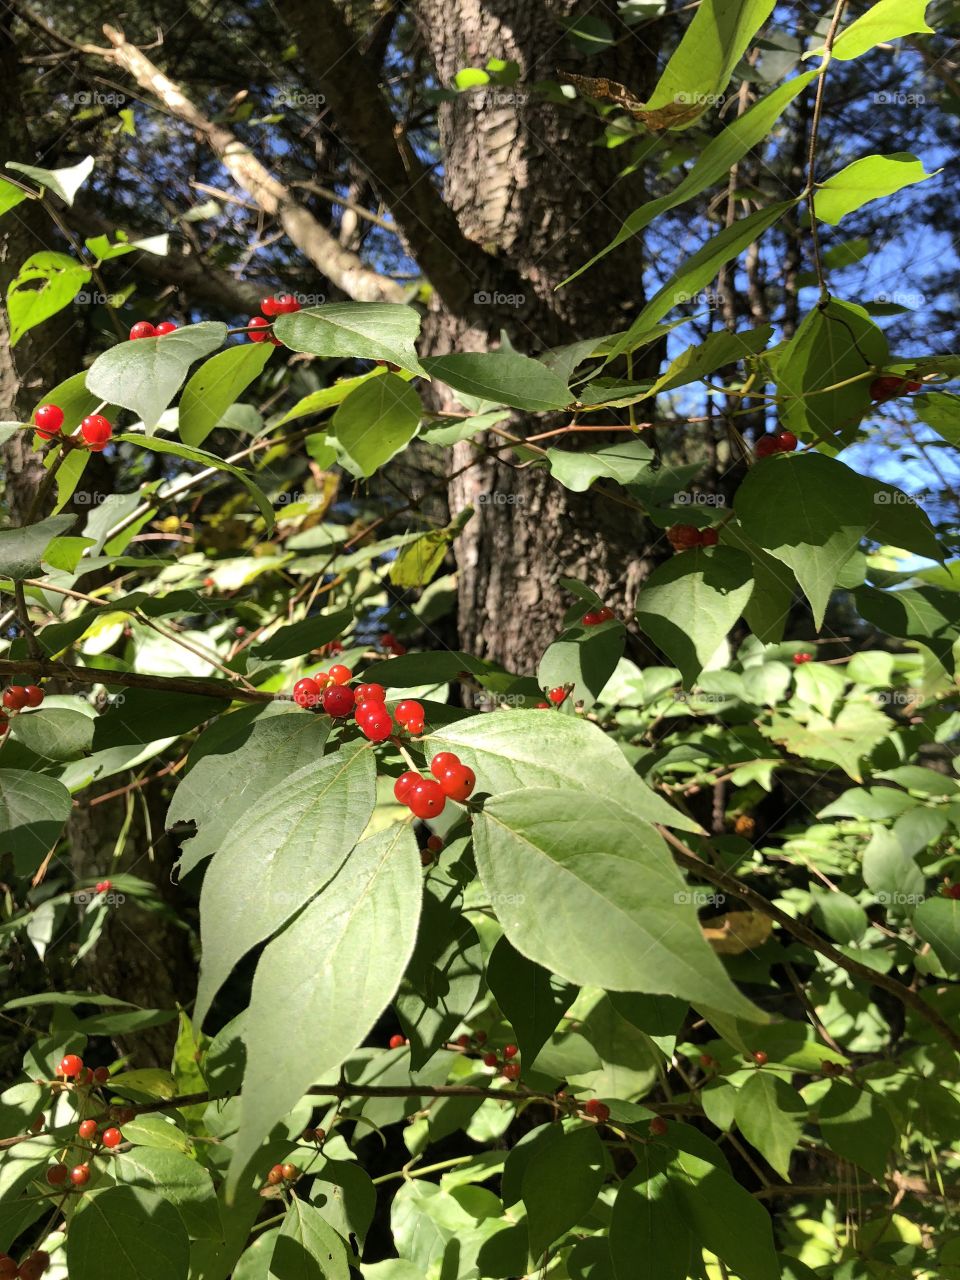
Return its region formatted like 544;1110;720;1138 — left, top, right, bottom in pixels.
277;370;387;424
608;202;795;363
0;769;72;874
66;1186;190;1280
0;513;74;580
811;888;869;945
913;897;960;975
486;936;577;1064
252;609;353;660
114;1148;220;1238
522;1125;605;1257
389;531;449;588
427;708;702;832
776;300;887;443
0;177;27;218
634;548;754;684
10;708;95;762
823;0;934;60
563;72;817;284
538;621;626;710
196;740;378;1024
420;352;571;412
7;251;91;346
269;1198;351;1279
813;1080;895;1178
116;434;274;531
178;342;274;447
333;373;422;476
472;787;764;1018
671;1151;780;1280
641;0;777;129
648;325;774;396
733;1073;806;1180
229;822;422;1188
273;303;426;376
735;454;870;627
816;154;935;225
7;155;94;205
610;1150;694;1280
546;439;653;491
855;584;960;672
310;1159;376;1248
87;321;228;431
91;688;229;751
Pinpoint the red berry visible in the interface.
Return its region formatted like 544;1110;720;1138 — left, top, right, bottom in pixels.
584;1098;610;1122
870;374;908;401
426;835;443;853
261;297;281;317
23;685;43;708
403;715;425;736
328;664;352;685
275;294;301;314
280;1162;298;1181
267;1164;284;1185
93;1066;110;1083
114;1107;136;1125
293;677;322;708
502;1044;518;1060
95;880;111;895
389;1034;406;1049
78;1119;97;1140
474;1030;487;1045
59;1054;83;1078
700;528;719;547
456;1033;471;1048
101;1127;122;1149
650;1115;669;1136
793;652;812;665
668;523;701;548
321;685;355;717
775;429;798;452
154;321;177;336
17;1254;49;1280
755;435;779;458
247;316;270;341
70;1163;91;1186
420;849;434;867
359;707;393;742
394;771;421;804
79;1067;94;1085
943;883;960;900
46;1163;68;1186
547;687;567;705
430;752;459;779
0;1256;17;1279
752;1050;768;1066
395;700;424;726
583;605;614;625
408;779;445;819
699;1054;716;1070
482;1052;499;1067
2;687;27;711
34;403;64;437
502;1063;521;1081
355;683;386;704
129;321;156;340
904;379;922;392
80;414;112;449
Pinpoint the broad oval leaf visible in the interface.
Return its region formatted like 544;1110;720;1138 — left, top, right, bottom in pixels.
0;769;72;874
179;342;274;447
66;1185;190;1280
332;373;422;476
421;351;571;412
273;303;426;376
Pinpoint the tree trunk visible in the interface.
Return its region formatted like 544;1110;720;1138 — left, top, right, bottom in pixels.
412;0;664;671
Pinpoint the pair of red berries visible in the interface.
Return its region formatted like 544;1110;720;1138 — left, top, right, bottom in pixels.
668;524;719;551
1;1251;48;1279
870;374;921;402
755;429;798;458
394;752;476;819
583;1098;611;1123
792;652;813;665
247;294;300;344
582;606;614;626
267;1162;300;1186
33;404;112;449
95;880;112;894
59;1054;108;1081
129;320;177;340
2;685;42;711
76;1120;122;1148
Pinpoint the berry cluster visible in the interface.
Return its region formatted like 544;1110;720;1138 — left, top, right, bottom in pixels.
870;374;921;402
32;404;113;451
0;1251;49;1279
247;294;300;344
792;652;813;665
582;606;614;626
481;1042;520;1080
394;752;476;819
293;667;428;742
0;684;43;739
129;320;177;340
755;429;798;458
667;524;719;552
94;879;112;895
266;1162;300;1187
